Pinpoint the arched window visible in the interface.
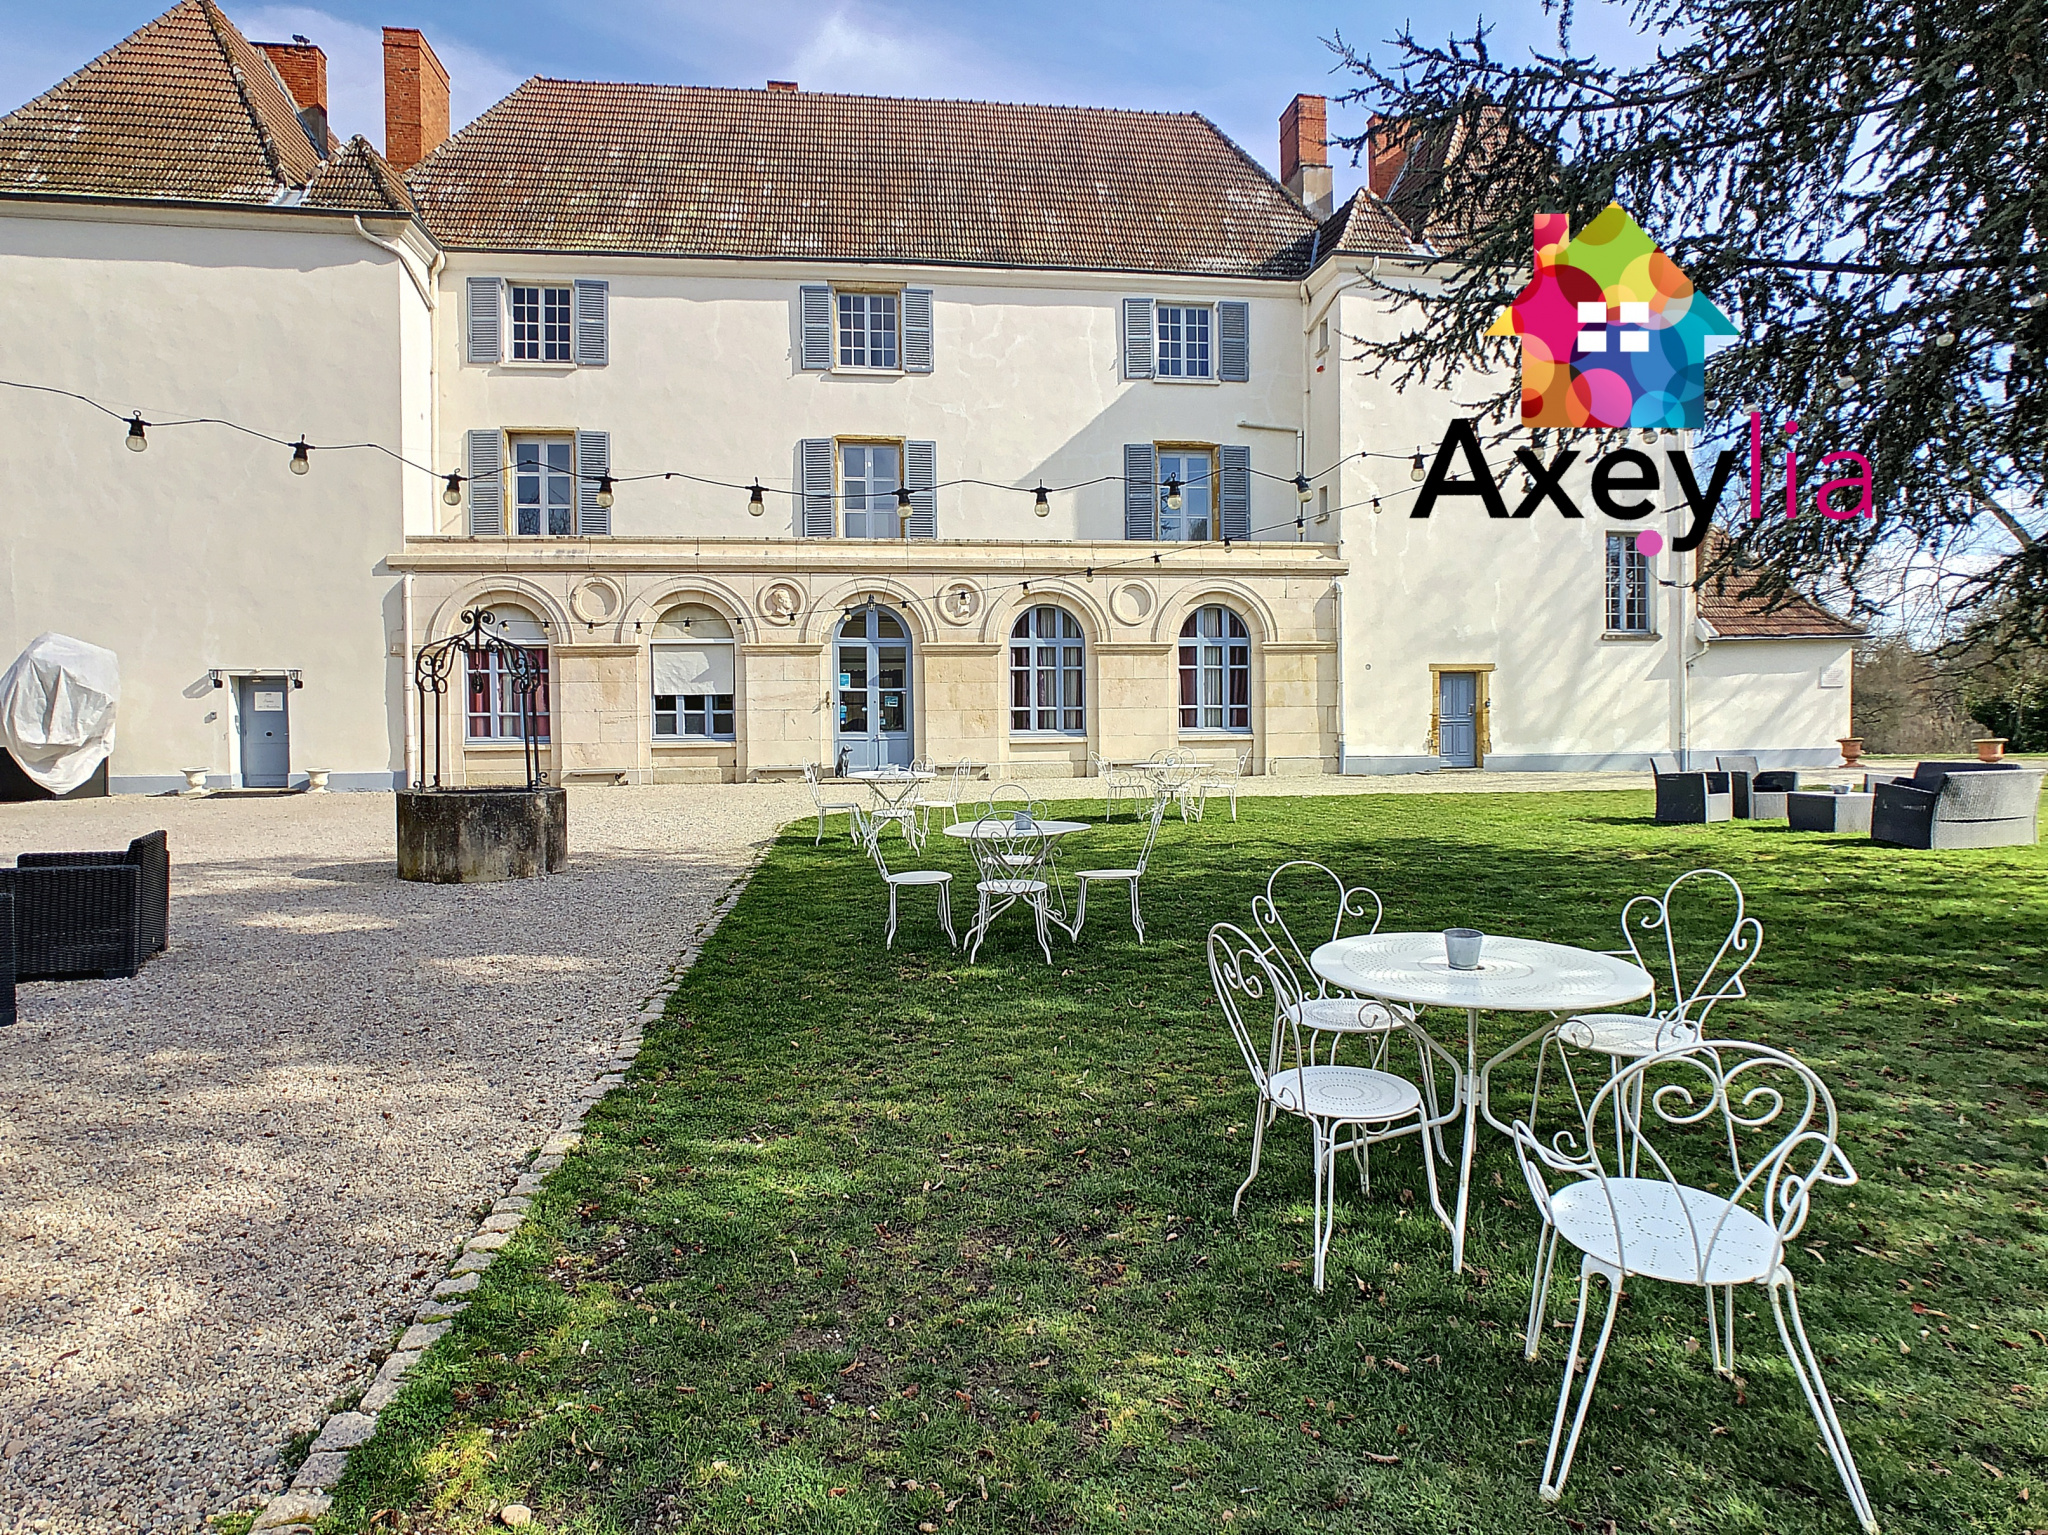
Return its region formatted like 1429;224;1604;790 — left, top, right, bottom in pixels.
466;605;550;742
651;604;736;739
1178;605;1250;732
1010;606;1085;734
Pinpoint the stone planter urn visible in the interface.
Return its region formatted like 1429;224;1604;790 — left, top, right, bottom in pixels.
1974;737;2009;763
397;787;567;883
304;768;331;793
179;767;209;796
1837;737;1865;767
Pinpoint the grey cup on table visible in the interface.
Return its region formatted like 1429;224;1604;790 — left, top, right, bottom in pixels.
1444;928;1484;970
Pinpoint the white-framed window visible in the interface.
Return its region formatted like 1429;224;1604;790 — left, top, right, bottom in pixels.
509;285;572;362
1156;303;1213;379
838;292;899;369
651;604;736;740
1178;606;1251;731
464;607;550;741
511;435;576;536
1010;606;1085;734
1605;532;1652;632
840;441;903;539
1157;448;1215;540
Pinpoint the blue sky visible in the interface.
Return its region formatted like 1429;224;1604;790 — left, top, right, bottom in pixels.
1;1;1653;198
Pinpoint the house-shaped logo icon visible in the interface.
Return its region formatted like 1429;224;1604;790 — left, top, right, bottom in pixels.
1486;204;1735;430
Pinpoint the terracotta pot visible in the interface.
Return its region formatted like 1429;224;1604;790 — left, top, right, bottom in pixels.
1973;737;2008;763
1837;736;1864;766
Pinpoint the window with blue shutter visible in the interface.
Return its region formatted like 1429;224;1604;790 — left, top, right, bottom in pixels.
799;286;833;370
573;279;609;367
1121;297;1154;380
466;278;503;365
798;438;835;535
465;428;504;534
1123;443;1157;539
1217;301;1250;382
905;440;937;538
1219;443;1251;540
902;288;934;373
575;430;611;536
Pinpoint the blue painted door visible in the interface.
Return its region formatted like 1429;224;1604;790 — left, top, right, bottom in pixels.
834;606;912;772
236;675;291;787
1438;671;1478;768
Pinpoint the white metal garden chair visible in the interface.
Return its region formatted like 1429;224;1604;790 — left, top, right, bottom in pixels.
863;776;926;852
853;807;955;950
920;757;977;830
976;783;1049;871
1090;753;1148;820
1479;868;1763;1149
804;761;861;846
1183;748;1250;822
1071;788;1168;942
1209;921;1457;1291
1512;1040;1874;1532
964;813;1058;964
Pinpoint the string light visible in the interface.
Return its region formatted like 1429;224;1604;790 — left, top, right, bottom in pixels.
442;471;463;506
895;484;914;518
747;482;765;516
1033;484;1050;517
289;438;311;475
1410;449;1426;482
126;414;148;453
1935;330;1957;348
594;474;614;511
1293;473;1313;503
1164;477;1182;512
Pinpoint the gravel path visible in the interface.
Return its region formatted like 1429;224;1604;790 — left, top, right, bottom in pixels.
0;784;809;1532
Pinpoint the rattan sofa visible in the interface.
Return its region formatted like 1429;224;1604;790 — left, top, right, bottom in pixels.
0;830;168;979
1870;763;2043;849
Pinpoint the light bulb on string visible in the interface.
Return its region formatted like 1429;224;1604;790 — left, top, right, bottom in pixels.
126;414;148;453
1293;473;1313;503
1033;484;1050;517
1936;330;1957;348
895;485;914;519
594;474;614;510
1164;477;1182;512
747;482;765;516
442;471;463;506
1409;449;1426;482
289;438;311;475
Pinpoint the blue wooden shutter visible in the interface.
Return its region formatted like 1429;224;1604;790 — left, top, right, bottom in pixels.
575;429;610;535
799;438;835;536
902;287;934;373
572;279;609;366
465;428;504;535
1121;297;1154;379
799;285;833;370
905;440;937;538
1123;443;1157;539
466;277;503;364
1219;443;1251;540
1217;301;1250;382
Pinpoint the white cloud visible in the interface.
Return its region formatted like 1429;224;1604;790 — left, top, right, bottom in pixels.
225;5;523;147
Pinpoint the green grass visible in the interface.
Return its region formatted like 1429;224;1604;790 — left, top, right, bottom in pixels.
326;791;2048;1534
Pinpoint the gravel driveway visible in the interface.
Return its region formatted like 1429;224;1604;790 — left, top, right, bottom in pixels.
0;784;808;1532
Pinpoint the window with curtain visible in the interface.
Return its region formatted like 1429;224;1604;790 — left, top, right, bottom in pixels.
651;604;736;739
1178;605;1251;731
509;284;572;362
1010;606;1085;734
465;607;550;741
1155;303;1212;378
837;291;899;369
1605;532;1652;632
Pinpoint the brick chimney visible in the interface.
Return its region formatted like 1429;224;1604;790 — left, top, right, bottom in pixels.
1280;94;1333;219
383;27;450;173
1367;114;1410;199
765;80;799;92
258;40;328;156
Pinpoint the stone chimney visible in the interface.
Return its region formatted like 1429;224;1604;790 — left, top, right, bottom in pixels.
258;39;328;156
1367;114;1410;199
1280;93;1333;219
383;27;450;173
765;80;799;92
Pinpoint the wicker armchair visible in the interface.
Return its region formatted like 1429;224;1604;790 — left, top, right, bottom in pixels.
1650;756;1733;824
1;892;15;1025
2;830;168;979
1871;763;2042;849
1714;755;1800;819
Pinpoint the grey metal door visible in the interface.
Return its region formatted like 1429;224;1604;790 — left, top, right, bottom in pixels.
1437;671;1478;768
236;676;291;787
833;606;912;772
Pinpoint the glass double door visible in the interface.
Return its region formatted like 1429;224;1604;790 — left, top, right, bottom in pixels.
835;605;912;771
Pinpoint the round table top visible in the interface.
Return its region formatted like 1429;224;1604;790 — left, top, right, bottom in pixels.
942;818;1090;839
1311;932;1653;1014
847;769;935;782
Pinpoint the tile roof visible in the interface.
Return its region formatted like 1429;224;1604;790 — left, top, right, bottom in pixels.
0;0;325;204
306;136;417;215
1308;189;1425;267
404;79;1320;277
1695;533;1862;639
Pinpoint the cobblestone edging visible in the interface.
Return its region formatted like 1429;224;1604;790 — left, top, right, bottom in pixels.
246;850;770;1530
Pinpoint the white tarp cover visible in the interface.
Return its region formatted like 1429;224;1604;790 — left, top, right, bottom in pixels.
0;633;119;794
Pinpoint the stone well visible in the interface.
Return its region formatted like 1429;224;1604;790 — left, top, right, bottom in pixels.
396;787;567;883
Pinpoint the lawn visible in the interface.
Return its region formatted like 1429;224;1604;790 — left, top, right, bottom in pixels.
326;790;2048;1534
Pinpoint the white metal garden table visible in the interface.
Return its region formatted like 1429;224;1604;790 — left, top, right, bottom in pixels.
942;817;1090;947
849;768;935;845
1309;933;1653;1272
